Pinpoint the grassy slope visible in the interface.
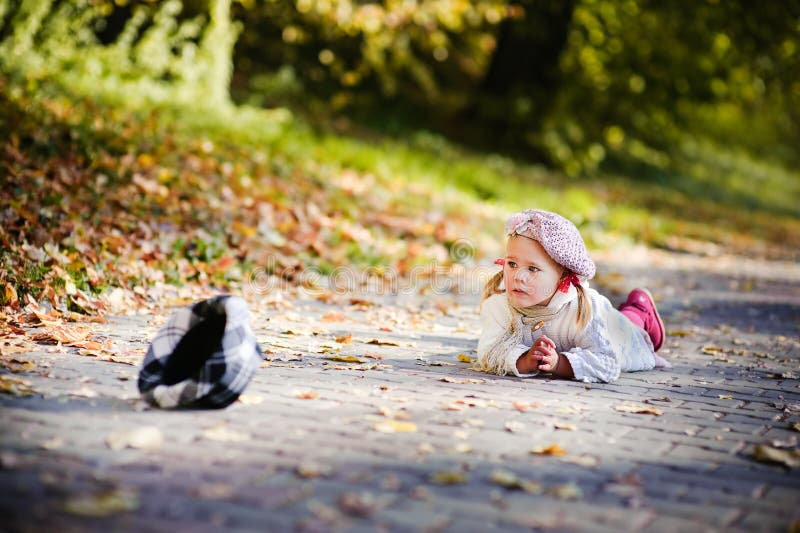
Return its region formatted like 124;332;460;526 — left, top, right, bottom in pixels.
1;75;798;314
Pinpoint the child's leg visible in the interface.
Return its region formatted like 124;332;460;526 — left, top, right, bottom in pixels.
619;307;645;330
618;289;665;352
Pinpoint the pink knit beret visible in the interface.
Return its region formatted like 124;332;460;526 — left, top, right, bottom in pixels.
505;209;596;280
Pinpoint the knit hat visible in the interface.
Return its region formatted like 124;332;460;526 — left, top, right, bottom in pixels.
505;209;596;280
138;295;262;409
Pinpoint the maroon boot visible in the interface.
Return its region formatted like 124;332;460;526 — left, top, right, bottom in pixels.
619;289;665;351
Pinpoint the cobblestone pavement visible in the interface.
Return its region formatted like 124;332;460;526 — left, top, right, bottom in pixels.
1;249;799;532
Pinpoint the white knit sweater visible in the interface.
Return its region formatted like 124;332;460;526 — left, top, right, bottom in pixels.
477;285;656;383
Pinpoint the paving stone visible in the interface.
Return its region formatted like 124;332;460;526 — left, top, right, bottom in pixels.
2;255;799;531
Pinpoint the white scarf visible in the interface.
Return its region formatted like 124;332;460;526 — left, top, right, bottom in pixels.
478;286;578;376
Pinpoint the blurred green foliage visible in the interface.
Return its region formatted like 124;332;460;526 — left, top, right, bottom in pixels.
1;0;798;258
3;0;798;179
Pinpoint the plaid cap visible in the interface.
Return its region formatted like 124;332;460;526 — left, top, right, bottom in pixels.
138;295;262;409
505;209;596;280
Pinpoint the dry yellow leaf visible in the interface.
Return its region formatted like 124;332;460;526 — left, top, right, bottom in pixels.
549;483;583;500
335;334;352;344
561;455;599;467
106;427;163;451
0;375;37;396
295;391;319;399
612;402;663;416
429;471;467;485
514;401;538;412
31;325;91;345
366;338;400;346
325;355;367;363
753;445;800;468
321;311;346;322
64;488;139;517
489;469;542;492
701;346;724;355
201;425;251;443
718;394;733;400
374;420;417;433
237;394;264;405
457;354;472;363
553;422;577;431
530;444;567;456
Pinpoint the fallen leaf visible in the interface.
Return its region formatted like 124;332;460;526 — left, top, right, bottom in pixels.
530;444;567;456
201;425;251;442
374;420;417;433
295;461;333;478
489;469;542;492
553;422;577;431
338;492;375;517
645;396;672;403
324;355;367;363
41;437;64;450
31;325;91;345
752;445;800;468
514;401;537;412
366;338;400;346
69;386;99;398
429;471;468;485
295;391;319;399
549;483;583;500
64;488;139;516
107;427;163;451
457;354;472;363
561;455;600;467
335;334;352;344
453;442;472;453
701;346;724;355
237;394;264;405
718;394;734;400
0;375;37;396
770;436;798;449
321;311;345;322
378;406;411;420
0;340;35;357
193;483;235;499
505;421;525;433
612;402;663;415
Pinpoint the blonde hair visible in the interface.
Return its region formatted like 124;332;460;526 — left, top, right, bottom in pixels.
481;269;592;332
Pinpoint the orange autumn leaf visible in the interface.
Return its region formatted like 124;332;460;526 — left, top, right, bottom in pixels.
321;311;345;322
335;333;352;344
530;444;567;456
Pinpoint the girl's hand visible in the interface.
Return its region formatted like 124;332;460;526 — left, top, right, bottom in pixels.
531;335;559;372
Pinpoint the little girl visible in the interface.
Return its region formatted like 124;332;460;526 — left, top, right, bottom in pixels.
477;209;669;383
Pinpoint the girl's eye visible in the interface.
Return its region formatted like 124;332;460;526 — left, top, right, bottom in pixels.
528;266;540;273
507;261;517;268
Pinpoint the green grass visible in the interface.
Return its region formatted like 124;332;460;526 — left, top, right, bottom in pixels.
2;71;798;310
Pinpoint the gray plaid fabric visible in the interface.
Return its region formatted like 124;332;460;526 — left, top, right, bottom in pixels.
138;295;262;408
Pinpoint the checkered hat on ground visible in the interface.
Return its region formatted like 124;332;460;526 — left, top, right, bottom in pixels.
138;295;262;408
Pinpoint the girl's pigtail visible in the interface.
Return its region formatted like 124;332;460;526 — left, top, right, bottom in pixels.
574;283;592;331
481;270;504;302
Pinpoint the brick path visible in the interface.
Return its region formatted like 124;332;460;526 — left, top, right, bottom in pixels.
1;249;799;532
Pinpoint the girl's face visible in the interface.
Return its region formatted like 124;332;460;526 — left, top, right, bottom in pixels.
504;235;564;308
